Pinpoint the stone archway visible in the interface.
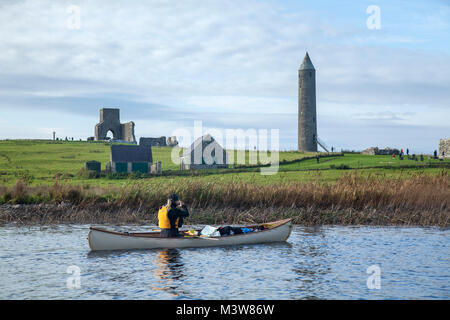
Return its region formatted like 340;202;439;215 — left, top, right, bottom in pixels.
94;108;136;142
106;130;115;140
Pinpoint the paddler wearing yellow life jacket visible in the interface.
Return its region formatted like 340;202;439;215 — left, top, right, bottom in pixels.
158;193;189;238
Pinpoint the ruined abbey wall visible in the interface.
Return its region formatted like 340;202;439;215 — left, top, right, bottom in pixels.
140;137;167;147
439;139;450;158
95;108;136;142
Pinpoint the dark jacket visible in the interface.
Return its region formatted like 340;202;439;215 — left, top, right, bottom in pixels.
160;204;189;238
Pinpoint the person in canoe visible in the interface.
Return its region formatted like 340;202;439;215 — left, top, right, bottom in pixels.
158;193;189;238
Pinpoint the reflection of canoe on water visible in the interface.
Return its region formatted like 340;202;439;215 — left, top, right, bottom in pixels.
88;218;293;251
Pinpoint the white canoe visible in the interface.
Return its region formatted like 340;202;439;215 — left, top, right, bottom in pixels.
88;218;293;251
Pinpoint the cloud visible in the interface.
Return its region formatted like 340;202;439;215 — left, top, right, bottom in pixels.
353;111;415;122
0;0;449;154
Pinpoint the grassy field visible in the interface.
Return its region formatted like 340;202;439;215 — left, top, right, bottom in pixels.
0;140;449;226
0;139;448;187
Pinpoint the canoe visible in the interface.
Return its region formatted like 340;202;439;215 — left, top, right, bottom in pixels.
88;218;293;251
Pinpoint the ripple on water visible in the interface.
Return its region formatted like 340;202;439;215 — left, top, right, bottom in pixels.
0;224;449;299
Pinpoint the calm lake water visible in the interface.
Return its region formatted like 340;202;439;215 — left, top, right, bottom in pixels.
0;224;448;300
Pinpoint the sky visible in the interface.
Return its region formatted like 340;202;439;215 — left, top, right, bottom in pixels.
0;0;449;153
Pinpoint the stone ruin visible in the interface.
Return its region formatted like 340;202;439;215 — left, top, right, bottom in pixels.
439;139;450;158
140;136;179;147
140;137;167;147
180;134;228;170
167;136;178;147
93;108;180;150
362;147;400;156
95;108;136;143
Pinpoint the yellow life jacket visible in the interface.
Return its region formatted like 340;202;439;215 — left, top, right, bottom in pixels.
158;205;179;229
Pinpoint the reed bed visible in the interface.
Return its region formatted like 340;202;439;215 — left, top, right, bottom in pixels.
0;171;449;226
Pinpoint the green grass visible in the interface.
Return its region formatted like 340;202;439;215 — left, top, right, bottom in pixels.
0;140;184;184
1;170;449;226
0;139;448;188
0;140;109;183
1;140;448;226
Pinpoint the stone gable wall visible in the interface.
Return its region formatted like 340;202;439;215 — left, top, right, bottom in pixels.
439;139;450;158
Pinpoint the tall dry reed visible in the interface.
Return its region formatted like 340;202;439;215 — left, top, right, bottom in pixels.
0;171;448;226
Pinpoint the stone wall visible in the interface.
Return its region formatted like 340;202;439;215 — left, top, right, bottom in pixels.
150;161;162;174
362;147;400;155
121;122;136;142
167;136;179;147
95;108;136;143
140;137;167;147
439;139;450;158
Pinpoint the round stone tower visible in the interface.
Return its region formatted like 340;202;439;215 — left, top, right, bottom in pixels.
298;52;317;152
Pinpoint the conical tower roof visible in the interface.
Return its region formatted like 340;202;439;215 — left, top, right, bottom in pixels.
299;52;315;70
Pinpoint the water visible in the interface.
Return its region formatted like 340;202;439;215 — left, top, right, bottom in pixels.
0;224;448;299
